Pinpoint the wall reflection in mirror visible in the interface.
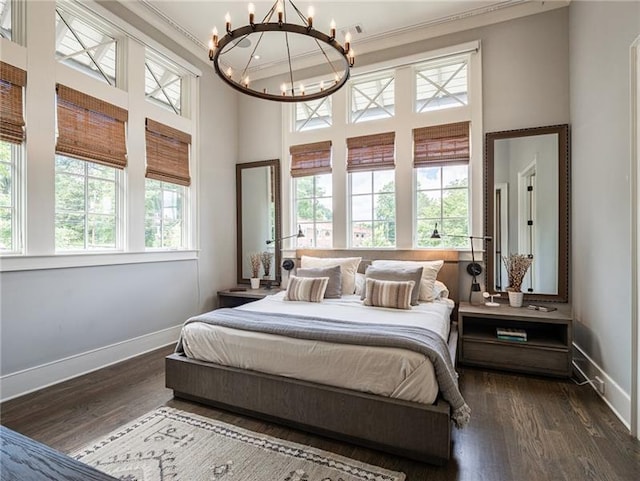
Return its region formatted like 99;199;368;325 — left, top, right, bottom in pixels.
485;125;569;302
236;159;281;285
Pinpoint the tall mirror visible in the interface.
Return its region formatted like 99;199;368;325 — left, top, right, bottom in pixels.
236;159;282;285
484;124;569;302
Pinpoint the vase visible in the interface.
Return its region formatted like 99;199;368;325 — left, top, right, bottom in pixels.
250;278;260;289
508;291;524;308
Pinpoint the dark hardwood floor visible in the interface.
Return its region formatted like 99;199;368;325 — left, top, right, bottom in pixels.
1;345;639;480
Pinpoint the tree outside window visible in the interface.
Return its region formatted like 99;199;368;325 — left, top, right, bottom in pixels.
351;170;395;247
295;174;332;248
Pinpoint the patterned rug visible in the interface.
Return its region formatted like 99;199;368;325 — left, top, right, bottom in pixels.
72;407;406;481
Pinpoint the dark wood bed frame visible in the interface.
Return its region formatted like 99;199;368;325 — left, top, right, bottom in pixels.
166;249;460;465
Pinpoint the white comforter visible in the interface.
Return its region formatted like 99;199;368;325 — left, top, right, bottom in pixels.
181;292;454;405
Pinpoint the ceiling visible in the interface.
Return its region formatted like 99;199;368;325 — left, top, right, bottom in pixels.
133;0;562;79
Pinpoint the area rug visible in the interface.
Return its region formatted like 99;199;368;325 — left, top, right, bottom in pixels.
71;407;406;481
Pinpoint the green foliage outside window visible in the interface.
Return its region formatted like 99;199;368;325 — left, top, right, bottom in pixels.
145;179;185;249
0;141;12;250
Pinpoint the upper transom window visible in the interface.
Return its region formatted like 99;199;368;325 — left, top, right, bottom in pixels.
295;96;331;132
0;0;11;40
55;7;117;86
415;56;468;113
350;74;395;124
145;50;183;115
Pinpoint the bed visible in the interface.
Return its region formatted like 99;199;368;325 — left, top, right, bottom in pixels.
166;249;464;465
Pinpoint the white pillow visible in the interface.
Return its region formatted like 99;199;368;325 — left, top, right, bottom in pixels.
300;256;361;295
354;272;366;296
433;280;449;300
371;259;444;302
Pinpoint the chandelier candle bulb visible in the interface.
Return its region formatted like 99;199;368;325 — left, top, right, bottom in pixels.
281;83;286;95
243;76;249;88
307;6;314;28
277;1;283;23
320;81;324;91
248;3;255;25
226;66;232;78
330;19;336;38
208;39;214;59
344;31;351;53
225;12;231;33
212;27;218;48
348;49;355;67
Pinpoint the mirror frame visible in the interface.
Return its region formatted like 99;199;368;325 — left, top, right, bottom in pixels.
236;159;282;286
484;124;570;303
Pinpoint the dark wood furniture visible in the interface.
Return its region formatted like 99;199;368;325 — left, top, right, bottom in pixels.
167;249;460;465
458;302;573;377
0;425;117;481
217;287;283;308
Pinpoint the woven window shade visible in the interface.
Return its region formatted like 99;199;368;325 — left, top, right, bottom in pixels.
413;121;470;167
0;62;27;144
145;118;191;186
346;132;395;173
290;141;332;178
56;84;128;169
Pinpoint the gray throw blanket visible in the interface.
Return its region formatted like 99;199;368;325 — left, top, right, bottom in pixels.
176;308;470;428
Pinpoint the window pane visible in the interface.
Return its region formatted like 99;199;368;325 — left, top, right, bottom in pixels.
352;195;372;221
145;53;183;115
88;214;116;248
351;171;371;195
352;222;372;247
88;162;117;180
443;188;468;218
416;167;441;190
374;170;394;193
295;96;331;132
88;178;115;214
416;219;440;248
314;222;332;248
0;161;11;207
315;197;332;221
56;173;85;212
373;221;395;247
55;213;85;250
443;164;468;188
55;9;117;85
416;57;468;113
56;156;85;175
294;175;333;249
0;207;11;250
295;176;314;199
145;179;185;249
374;193;395;221
0;0;12;40
315;173;332;197
296;223;314;248
351;75;395;123
417;190;441;219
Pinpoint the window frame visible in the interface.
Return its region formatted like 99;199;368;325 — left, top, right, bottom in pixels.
144;178;189;250
0;141;24;254
293;173;333;249
349;71;396;124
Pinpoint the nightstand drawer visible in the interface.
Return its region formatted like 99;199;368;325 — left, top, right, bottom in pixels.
462;339;570;376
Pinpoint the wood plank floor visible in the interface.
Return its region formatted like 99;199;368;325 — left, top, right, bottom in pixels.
1;345;639;480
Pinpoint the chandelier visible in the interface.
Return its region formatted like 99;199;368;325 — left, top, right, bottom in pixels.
208;1;355;102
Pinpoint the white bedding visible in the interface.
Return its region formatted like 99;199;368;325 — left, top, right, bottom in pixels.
181;292;454;405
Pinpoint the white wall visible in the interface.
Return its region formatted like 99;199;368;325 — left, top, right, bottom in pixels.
570;0;640;427
0;1;239;400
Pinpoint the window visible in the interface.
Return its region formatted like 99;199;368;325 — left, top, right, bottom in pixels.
145;50;183;115
55;85;127;251
294;175;332;248
55;6;117;86
0;0;11;40
290;141;332;248
347;132;396;247
350;73;395;123
415;55;468;113
0;142;21;252
55;155;119;250
144;119;191;249
350;170;395;247
413;122;470;247
145;180;186;249
0;61;26;253
295;96;331;132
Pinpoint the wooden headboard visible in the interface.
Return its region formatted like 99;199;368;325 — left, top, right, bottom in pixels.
295;249;460;305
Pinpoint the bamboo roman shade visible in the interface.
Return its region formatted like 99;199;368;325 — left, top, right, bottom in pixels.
56;84;128;169
290;141;332;178
413;121;470;167
145;118;191;186
346;132;395;173
0;62;27;144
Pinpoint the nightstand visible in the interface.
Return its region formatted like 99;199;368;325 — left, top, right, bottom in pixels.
217;287;282;308
458;302;573;377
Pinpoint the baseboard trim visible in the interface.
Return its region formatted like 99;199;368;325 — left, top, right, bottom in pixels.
0;325;182;403
572;343;631;430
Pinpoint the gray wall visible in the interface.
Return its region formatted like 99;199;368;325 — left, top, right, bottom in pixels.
0;3;239;377
570;0;640;395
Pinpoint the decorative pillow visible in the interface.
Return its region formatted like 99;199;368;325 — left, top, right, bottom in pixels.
363;278;415;310
284;275;329;302
296;266;342;299
354;273;366;297
300;256;361;295
433;280;450;300
361;265;423;306
372;260;444;302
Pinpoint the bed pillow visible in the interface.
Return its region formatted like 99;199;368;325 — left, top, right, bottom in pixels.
371;259;444;302
363;278;415;310
296;266;342;299
361;265;423;306
300;256;361;295
354;273;366;296
284;275;329;302
433;280;450;300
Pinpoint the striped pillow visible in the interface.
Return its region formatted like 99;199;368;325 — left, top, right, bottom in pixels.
285;275;329;302
363;278;415;310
